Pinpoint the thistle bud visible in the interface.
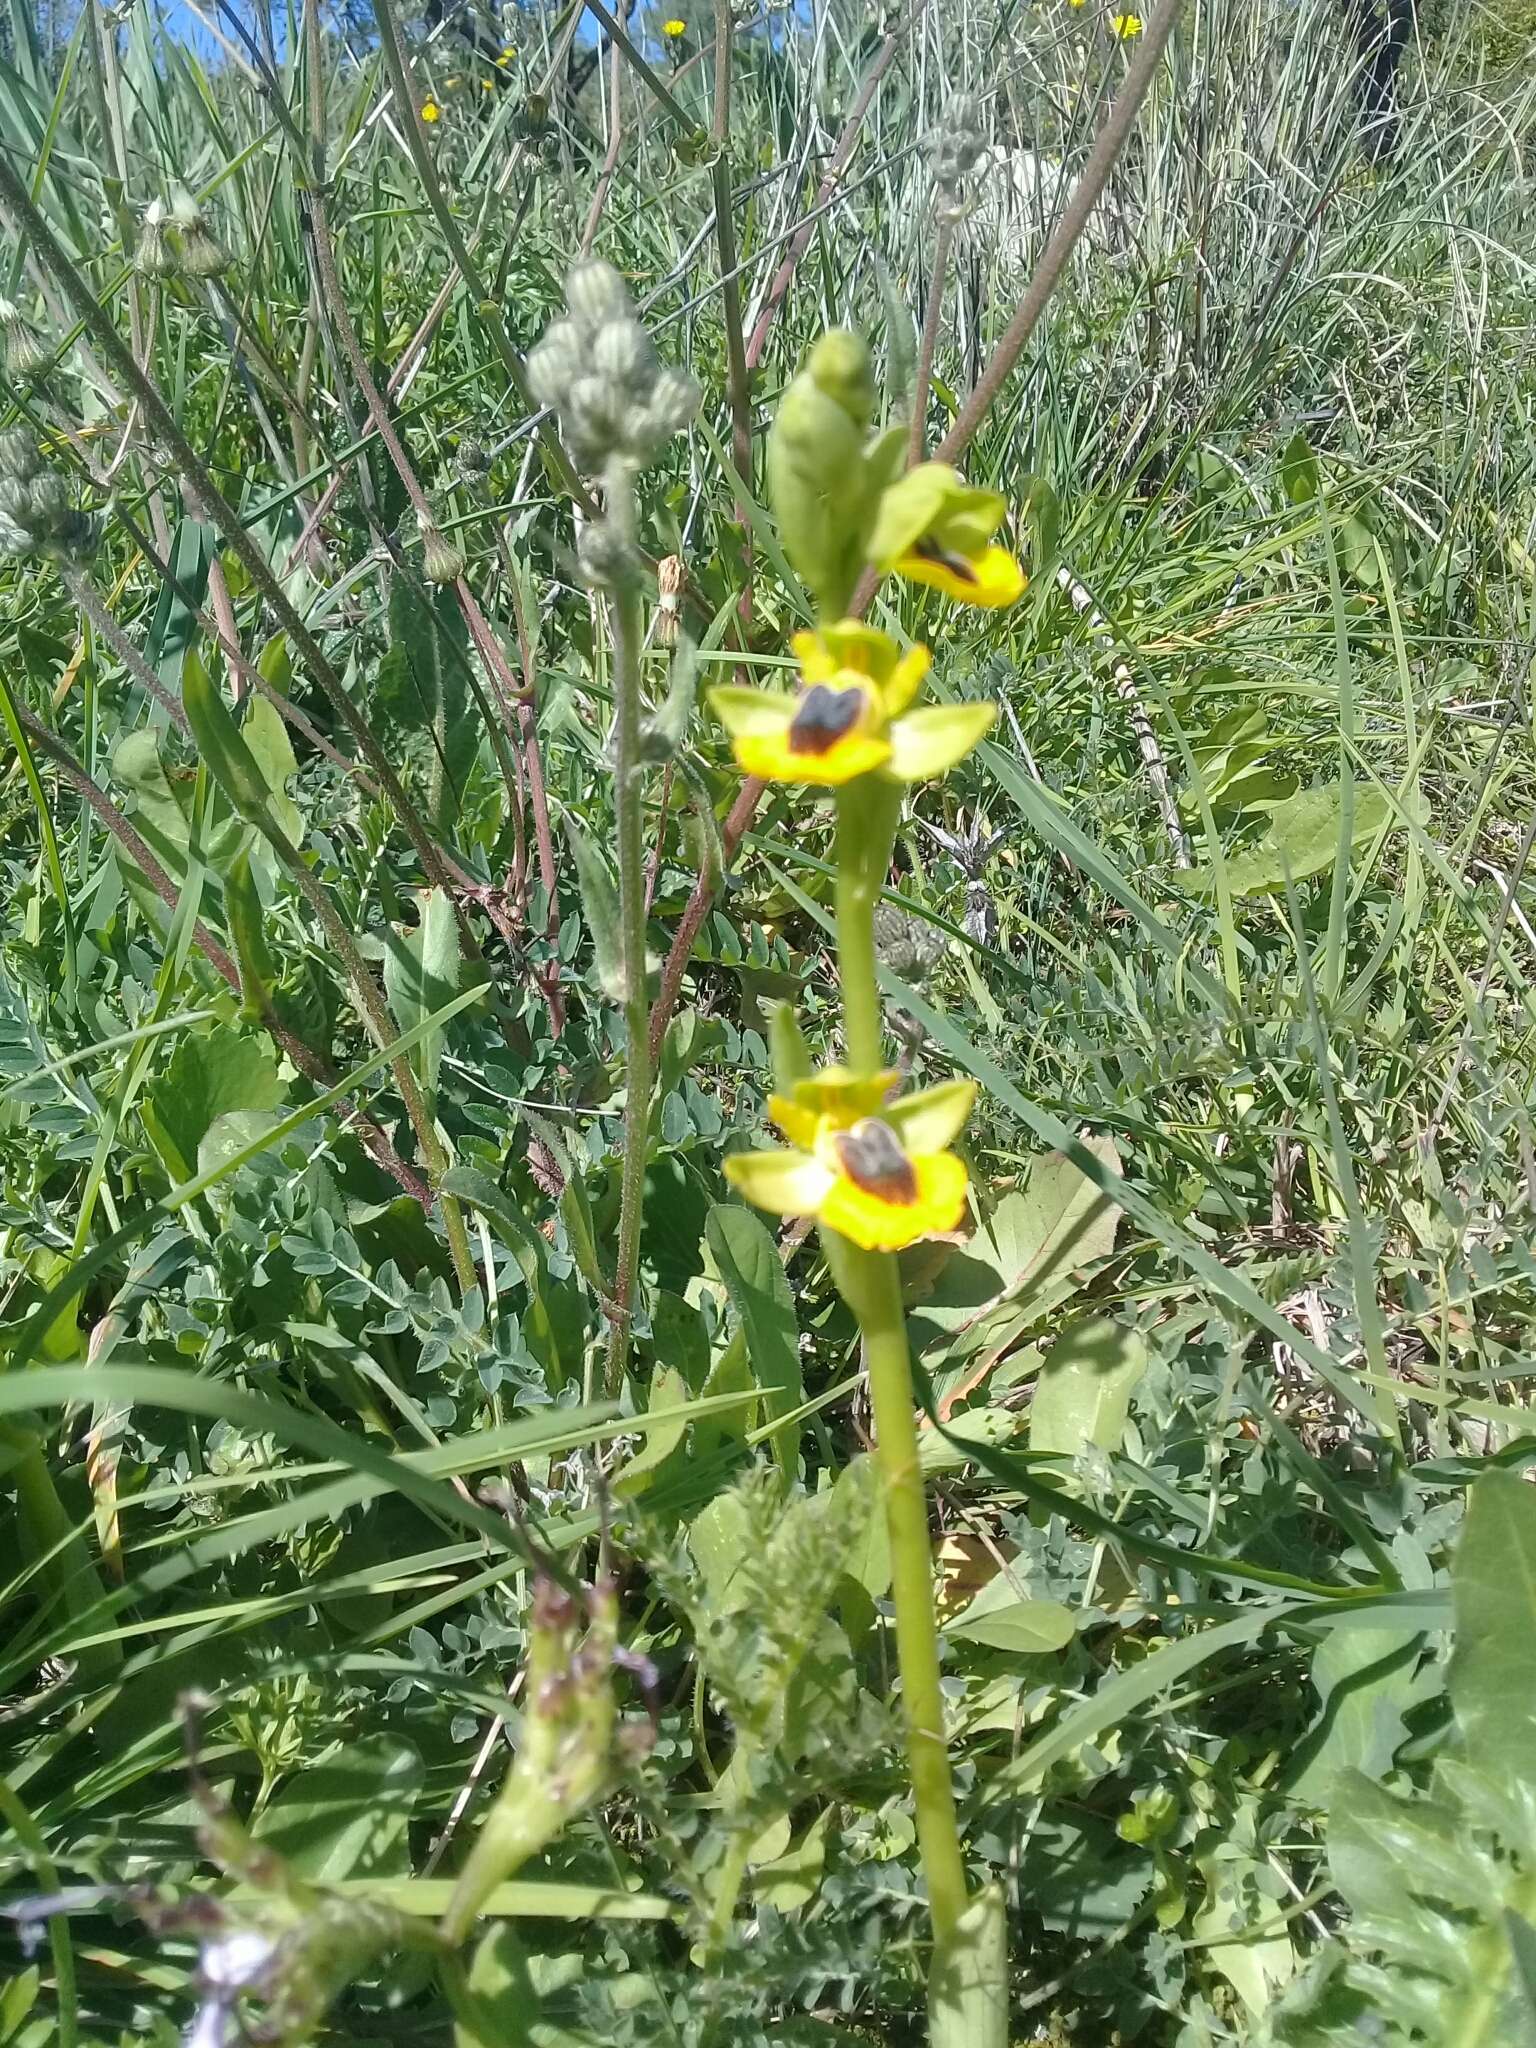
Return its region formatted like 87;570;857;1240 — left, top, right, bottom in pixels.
418;516;466;586
136;198;177;278
527;260;699;473
0;299;49;378
927;92;991;223
0;428;42;483
577;517;637;590
874;901;945;985
0;438;100;564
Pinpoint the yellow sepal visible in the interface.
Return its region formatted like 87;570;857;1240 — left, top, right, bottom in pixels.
886;702;996;782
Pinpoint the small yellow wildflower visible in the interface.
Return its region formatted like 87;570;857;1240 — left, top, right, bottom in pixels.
1068;0;1087;9
420;98;441;123
1110;10;1143;34
662;17;686;35
868;464;1027;609
727;1073;975;1252
708;621;993;790
495;44;515;64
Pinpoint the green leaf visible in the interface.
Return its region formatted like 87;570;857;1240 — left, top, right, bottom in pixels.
1280;429;1320;504
1193;783;1395;899
1029;1314;1147;1458
614;1365;691;1498
562;816;625;1004
1451;1469;1536;1800
239;691;302;843
144;1023;286;1182
705;1202;804;1480
912;1135;1123;1385
945;1575;1075;1654
251;1734;422;1881
929;1882;1008;2048
372;573;477;838
382;888;461;1115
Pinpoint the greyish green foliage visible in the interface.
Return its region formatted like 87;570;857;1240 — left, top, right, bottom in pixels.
2;0;1536;2043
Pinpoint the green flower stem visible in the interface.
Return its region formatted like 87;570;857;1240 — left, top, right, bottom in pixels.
831;772;970;1972
846;1247;969;1952
602;462;654;1396
834;779;899;1075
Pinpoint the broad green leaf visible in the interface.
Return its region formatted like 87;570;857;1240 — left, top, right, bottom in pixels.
372;573;478;838
929;1882;1008;2048
1193;1849;1296;2016
1450;1469;1536;1800
144;516;214;691
1029;1314;1147;1458
239;691;302;843
945;1574;1075;1654
614;1365;691;1498
144;1023;285;1181
1192;783;1394;899
251;1734;421;1880
1280;429;1320;503
1287;1620;1423;1800
705;1202;804;1480
911;1135;1123;1390
382;888;460;1114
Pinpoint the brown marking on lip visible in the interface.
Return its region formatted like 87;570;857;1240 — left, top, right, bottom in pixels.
788;683;865;757
911;536;979;585
835;1119;918;1204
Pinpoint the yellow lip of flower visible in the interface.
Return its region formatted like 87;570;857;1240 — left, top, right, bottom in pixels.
708;622;994;789
868;463;1027;609
724;1077;976;1252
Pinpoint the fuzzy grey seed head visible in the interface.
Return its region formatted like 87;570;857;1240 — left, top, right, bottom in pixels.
0;508;32;557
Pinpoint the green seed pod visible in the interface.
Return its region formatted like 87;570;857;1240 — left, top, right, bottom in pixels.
225;846;276;1025
182;652;277;832
766;330;880;618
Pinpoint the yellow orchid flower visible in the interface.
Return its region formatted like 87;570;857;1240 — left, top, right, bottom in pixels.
725;1071;975;1252
708;621;994;790
868;463;1026;608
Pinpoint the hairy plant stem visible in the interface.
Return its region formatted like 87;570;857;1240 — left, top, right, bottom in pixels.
830;778;970;1976
602;462;653;1397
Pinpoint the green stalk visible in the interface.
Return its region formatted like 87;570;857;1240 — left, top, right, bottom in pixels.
834;782;895;1073
602;461;653;1397
829;778;969;1969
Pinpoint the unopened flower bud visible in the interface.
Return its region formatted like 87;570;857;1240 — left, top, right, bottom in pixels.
0;299;48;378
577;518;637;589
181;222;230;277
419;517;465;585
874;901;945;984
564;258;630;329
0;428;42;483
136;199;177;278
528;261;698;472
